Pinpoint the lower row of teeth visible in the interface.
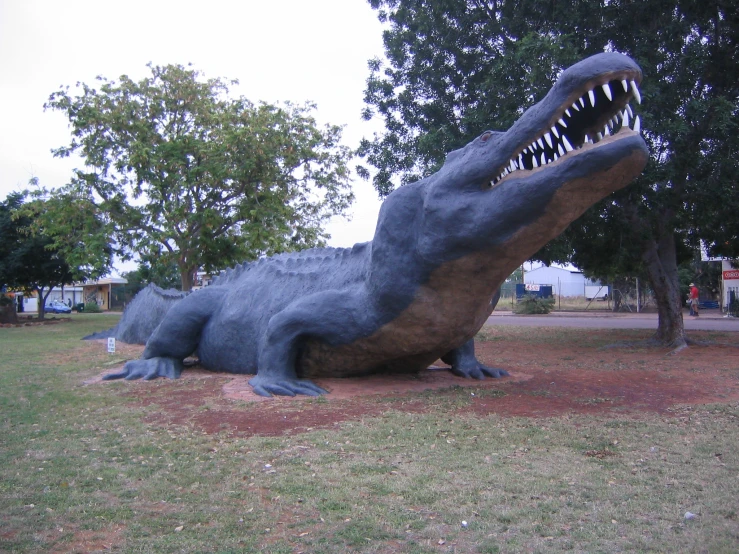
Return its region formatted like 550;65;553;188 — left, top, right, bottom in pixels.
492;107;642;185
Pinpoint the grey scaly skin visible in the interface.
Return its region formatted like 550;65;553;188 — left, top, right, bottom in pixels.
105;53;649;397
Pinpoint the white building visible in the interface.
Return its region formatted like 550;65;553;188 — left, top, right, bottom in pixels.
524;265;604;297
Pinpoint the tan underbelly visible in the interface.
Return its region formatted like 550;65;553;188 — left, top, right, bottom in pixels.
298;251;501;378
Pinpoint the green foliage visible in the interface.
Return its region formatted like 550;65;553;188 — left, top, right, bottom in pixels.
45;64;354;290
22;179;115;281
0;192;74;317
514;294;555;315
83;302;103;313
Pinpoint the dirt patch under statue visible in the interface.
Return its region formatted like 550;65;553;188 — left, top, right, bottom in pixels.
87;327;739;437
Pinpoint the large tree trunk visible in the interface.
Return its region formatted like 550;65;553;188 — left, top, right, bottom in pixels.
624;199;687;347
641;229;686;347
36;287;46;321
180;267;195;292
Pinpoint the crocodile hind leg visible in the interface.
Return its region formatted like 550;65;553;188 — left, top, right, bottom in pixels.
104;288;220;382
441;338;509;379
249;289;370;397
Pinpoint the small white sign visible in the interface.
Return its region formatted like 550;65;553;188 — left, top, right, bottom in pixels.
107;337;116;353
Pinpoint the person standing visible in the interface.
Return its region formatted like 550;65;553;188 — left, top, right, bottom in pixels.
689;282;699;317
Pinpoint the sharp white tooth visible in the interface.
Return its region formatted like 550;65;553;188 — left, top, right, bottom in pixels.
634;115;641;133
544;132;553;148
510;160;516;171
531;141;538;151
518;153;524;167
532;156;539;168
588;89;596;107
604;126;611;136
554;153;559;161
562;135;573;152
579;97;586;108
621;79;628;92
565;108;571;118
630;80;641;104
551;125;559;138
626;104;633;118
597;132;603;141
607;121;613;131
558;143;565;156
601;83;612;101
584;134;590;143
622;109;630;128
572;101;580;112
558;118;568;128
540;153;546;165
613;115;619;126
537;137;544;149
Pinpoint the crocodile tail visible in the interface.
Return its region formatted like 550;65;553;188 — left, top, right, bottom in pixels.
114;283;189;345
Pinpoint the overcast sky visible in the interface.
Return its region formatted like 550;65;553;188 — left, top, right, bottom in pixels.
0;0;386;275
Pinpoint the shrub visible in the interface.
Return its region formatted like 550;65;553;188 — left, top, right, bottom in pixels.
514;294;555;315
729;297;739;318
84;302;102;313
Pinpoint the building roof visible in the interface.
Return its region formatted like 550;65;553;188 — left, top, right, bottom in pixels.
81;277;128;285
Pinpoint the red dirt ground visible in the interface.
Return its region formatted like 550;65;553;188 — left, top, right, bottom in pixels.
87;330;739;437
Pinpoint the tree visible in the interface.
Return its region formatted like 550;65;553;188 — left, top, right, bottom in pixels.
22;178;116;282
362;0;739;346
46;64;354;291
0;193;75;319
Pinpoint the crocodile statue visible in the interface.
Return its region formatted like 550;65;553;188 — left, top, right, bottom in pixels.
105;52;648;397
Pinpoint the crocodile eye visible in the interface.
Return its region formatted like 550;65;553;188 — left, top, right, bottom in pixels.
480;131;493;142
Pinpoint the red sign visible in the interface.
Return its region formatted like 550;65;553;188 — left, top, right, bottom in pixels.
723;270;739;280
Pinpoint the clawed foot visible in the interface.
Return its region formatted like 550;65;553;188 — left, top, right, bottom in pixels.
103;357;183;381
249;374;327;397
450;363;509;380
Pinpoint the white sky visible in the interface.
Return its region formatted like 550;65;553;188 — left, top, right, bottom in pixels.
0;0;386;275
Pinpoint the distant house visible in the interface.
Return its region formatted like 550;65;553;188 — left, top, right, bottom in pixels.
82;277;128;310
192;271;215;290
524;265;604;297
18;278;128;312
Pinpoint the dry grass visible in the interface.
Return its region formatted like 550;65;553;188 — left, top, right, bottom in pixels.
1;315;738;552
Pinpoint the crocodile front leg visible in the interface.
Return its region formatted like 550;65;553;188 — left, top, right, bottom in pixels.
441;338;509;379
250;288;371;397
103;288;219;382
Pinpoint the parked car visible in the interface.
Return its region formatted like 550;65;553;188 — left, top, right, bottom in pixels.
44;300;72;314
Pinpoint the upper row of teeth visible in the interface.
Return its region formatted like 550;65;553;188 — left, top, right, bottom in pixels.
491;79;643;185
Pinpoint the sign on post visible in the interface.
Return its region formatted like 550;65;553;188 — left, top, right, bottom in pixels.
107;337;116;353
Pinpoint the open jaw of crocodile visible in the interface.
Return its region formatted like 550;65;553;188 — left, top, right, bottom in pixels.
421;52;649;266
491;65;642;185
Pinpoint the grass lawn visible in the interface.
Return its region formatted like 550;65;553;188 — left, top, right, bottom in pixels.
1;315;738;553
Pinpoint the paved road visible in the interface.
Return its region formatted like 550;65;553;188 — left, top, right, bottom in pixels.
486;311;739;331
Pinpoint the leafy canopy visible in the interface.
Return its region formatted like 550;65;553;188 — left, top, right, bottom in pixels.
0;192;75;317
46;64;355;290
